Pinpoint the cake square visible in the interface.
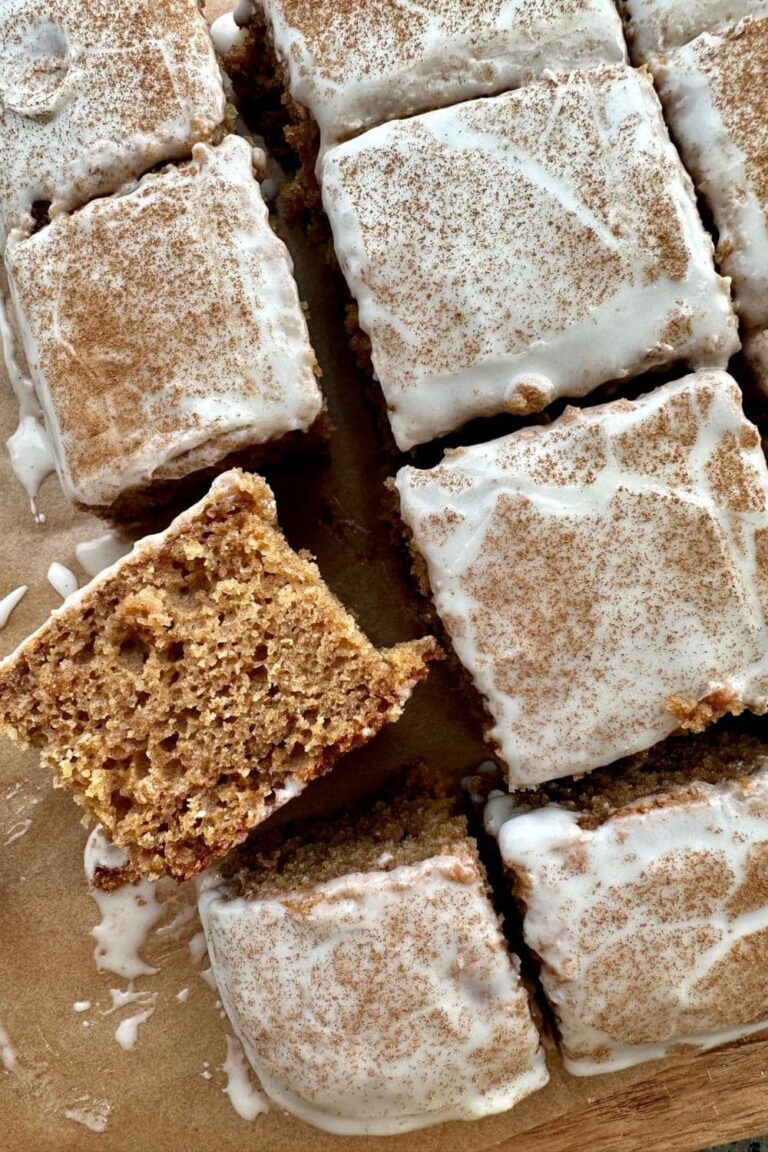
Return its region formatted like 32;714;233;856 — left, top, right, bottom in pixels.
619;0;768;60
486;726;768;1073
247;0;627;153
199;786;548;1134
396;371;768;788
0;470;438;884
323;65;738;451
5;136;323;511
0;0;226;246
654;15;768;330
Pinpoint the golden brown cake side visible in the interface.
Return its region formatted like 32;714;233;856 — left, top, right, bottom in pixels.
0;471;439;885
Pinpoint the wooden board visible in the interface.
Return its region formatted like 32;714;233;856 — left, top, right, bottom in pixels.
510;1041;768;1152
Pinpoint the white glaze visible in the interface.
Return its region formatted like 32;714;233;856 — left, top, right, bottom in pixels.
260;0;626;154
5;137;322;506
75;532;133;578
84;827;162;980
72;1001;91;1013
0;586;26;630
198;851;547;1135
114;1002;157;1051
2;817;31;847
46;562;78;601
0;287;55;518
397;372;768;787
221;1034;269;1121
64;1099;111;1134
620;0;768;59
0;0;225;247
104;987;153;1014
210;12;247;55
323;65;738;449
654;15;768;330
200;966;218;991
188;930;209;966
488;772;768;1072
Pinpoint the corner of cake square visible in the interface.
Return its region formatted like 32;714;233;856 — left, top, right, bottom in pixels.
618;0;768;61
653;12;768;331
0;0;226;247
323;64;738;450
4;135;323;513
396;370;768;788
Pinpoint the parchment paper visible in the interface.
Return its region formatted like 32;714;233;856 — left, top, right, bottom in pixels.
0;5;752;1148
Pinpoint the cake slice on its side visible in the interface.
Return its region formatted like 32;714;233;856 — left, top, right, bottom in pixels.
0;470;439;886
485;721;768;1074
199;781;548;1135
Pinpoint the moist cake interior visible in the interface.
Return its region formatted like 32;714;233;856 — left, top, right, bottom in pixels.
222;780;469;900
0;473;435;886
517;718;768;826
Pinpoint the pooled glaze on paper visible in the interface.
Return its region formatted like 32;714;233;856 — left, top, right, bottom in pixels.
84;827;163;980
0;586;27;630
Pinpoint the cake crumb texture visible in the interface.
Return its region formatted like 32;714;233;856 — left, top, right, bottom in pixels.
0;470;438;885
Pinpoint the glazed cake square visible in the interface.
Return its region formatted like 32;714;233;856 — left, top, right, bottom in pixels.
0;470;437;884
5;136;322;511
199;786;547;1134
654;15;768;330
619;0;768;60
396;371;768;788
486;728;768;1072
249;0;627;152
0;0;226;246
323;65;738;450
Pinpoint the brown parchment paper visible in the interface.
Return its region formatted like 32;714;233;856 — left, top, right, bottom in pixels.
1;7;766;1150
